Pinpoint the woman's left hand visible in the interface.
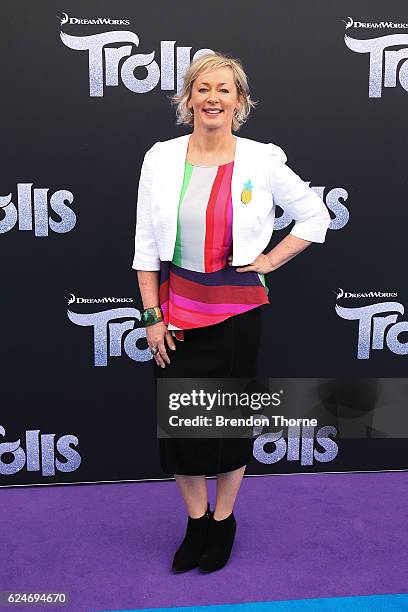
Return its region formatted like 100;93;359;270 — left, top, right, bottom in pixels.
227;253;273;273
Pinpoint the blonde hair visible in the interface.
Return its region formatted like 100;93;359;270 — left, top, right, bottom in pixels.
167;52;258;132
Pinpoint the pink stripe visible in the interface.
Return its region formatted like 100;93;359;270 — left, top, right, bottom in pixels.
170;288;259;315
169;302;234;326
205;165;233;272
225;193;233;247
210;251;227;271
161;300;169;324
211;170;231;258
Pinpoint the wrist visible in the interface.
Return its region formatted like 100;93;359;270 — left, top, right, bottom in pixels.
264;252;276;272
141;306;163;327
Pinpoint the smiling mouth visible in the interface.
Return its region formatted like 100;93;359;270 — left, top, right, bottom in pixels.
203;109;223;115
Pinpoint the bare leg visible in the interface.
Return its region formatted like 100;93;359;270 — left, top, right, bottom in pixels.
174;474;208;518
214;465;246;520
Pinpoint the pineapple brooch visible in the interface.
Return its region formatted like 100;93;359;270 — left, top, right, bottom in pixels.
241;180;253;204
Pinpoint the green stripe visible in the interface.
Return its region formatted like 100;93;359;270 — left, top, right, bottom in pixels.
259;273;269;295
172;162;193;266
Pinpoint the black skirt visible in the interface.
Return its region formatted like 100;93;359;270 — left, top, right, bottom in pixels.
153;306;263;476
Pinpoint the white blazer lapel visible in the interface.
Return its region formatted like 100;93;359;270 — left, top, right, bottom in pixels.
153;134;189;216
151;134;190;259
231;135;245;211
230;136;249;264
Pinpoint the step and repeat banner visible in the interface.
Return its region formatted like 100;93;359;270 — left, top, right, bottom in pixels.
1;2;407;486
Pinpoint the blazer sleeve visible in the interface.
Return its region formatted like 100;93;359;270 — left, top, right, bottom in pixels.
267;143;331;243
132;142;161;271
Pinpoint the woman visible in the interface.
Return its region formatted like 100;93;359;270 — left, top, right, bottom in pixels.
132;52;330;573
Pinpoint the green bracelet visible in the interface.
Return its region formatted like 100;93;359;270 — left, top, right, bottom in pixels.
141;306;163;327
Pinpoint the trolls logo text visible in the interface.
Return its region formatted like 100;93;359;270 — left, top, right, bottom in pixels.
0;184;76;236
253;425;338;466
336;302;408;359
0;426;81;477
60;32;214;97
275;185;349;231
68;307;152;366
345;34;408;97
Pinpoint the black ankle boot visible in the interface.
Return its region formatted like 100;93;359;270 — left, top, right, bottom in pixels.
172;503;211;573
198;511;236;573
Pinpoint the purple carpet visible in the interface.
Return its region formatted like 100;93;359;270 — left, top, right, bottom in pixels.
0;472;407;612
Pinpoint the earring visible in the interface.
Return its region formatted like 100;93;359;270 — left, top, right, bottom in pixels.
188;110;193;116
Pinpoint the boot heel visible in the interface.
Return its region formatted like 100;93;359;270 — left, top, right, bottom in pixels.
198;511;237;573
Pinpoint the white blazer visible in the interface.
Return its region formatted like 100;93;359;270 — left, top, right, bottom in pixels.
132;134;330;271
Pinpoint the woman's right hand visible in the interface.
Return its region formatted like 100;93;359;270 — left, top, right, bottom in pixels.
146;321;176;368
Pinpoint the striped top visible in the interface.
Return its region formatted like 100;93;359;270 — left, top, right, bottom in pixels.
159;159;269;339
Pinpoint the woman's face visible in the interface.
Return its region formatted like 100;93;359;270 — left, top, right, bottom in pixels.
187;67;241;132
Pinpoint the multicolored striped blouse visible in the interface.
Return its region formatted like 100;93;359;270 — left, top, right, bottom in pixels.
159;159;269;340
